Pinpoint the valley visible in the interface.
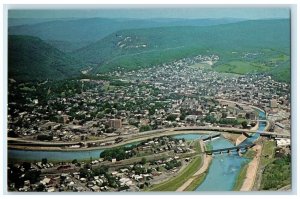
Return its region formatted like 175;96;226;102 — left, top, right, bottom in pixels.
7;13;292;193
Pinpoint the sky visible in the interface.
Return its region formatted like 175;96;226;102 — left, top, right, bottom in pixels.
8;7;290;19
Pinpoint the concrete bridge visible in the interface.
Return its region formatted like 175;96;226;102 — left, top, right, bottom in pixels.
205;143;255;155
173;126;290;138
202;133;221;141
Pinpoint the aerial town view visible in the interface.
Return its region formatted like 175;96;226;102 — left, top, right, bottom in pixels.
6;6;292;193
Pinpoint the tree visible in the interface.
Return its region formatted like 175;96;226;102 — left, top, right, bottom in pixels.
36;183;45;191
139;125;151;132
166;114;176;121
24;169;41;184
41;158;47;165
93;165;109;176
22;162;31;171
241;121;248;129
180;112;186;120
79;168;89;178
72;159;78;164
221;112;228;118
204;115;217;123
139;183;145;189
37;134;53;141
141;157;147;165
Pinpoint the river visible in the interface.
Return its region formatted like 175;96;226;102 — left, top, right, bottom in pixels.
195;138;249;191
195;110;266;191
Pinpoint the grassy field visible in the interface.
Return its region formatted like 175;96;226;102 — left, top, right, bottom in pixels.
206;142;213;151
214;61;270;74
184;172;207;191
233;163;249;191
260;140;276;167
268;54;289;62
243;149;257;159
193;140;201;153
148;156;202;191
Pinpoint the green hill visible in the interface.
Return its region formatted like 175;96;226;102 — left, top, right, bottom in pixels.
71;19;290;81
8;35;83;82
8;17;244;52
8;19;291;82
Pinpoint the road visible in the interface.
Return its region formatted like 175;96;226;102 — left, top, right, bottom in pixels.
8;126;289;152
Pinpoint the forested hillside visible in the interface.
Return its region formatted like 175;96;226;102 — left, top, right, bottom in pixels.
8;35;83;82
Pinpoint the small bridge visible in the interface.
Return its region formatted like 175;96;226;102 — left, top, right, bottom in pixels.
251;120;268;122
202;133;221;141
205;143;255;155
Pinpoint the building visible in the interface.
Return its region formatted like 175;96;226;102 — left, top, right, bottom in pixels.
246;111;256;120
270;99;277;108
61;115;70;124
275;138;290;147
108;119;122;129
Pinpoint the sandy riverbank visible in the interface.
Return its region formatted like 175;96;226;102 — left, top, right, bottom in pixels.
222;132;241;144
240;144;262;191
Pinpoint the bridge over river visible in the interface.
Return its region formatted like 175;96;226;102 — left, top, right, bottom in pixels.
173;126;290;138
204;143;255;155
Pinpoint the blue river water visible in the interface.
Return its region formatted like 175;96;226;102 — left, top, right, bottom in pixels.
195;138;249;191
9;148;105;161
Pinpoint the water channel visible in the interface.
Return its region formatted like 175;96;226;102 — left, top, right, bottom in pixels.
195;110;266;191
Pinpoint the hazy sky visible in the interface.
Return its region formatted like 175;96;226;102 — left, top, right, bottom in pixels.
8;7;290;19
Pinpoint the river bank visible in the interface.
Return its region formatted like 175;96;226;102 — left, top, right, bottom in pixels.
176;140;212;191
240;144;262;191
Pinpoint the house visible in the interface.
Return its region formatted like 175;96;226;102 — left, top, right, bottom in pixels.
111;171;119;176
80;178;87;183
120;168;129;173
24;180;30;186
91;185;100;192
132;174;143;181
96;179;103;186
40;177;51;185
119;177;133;186
47;187;55;192
67;181;75;189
